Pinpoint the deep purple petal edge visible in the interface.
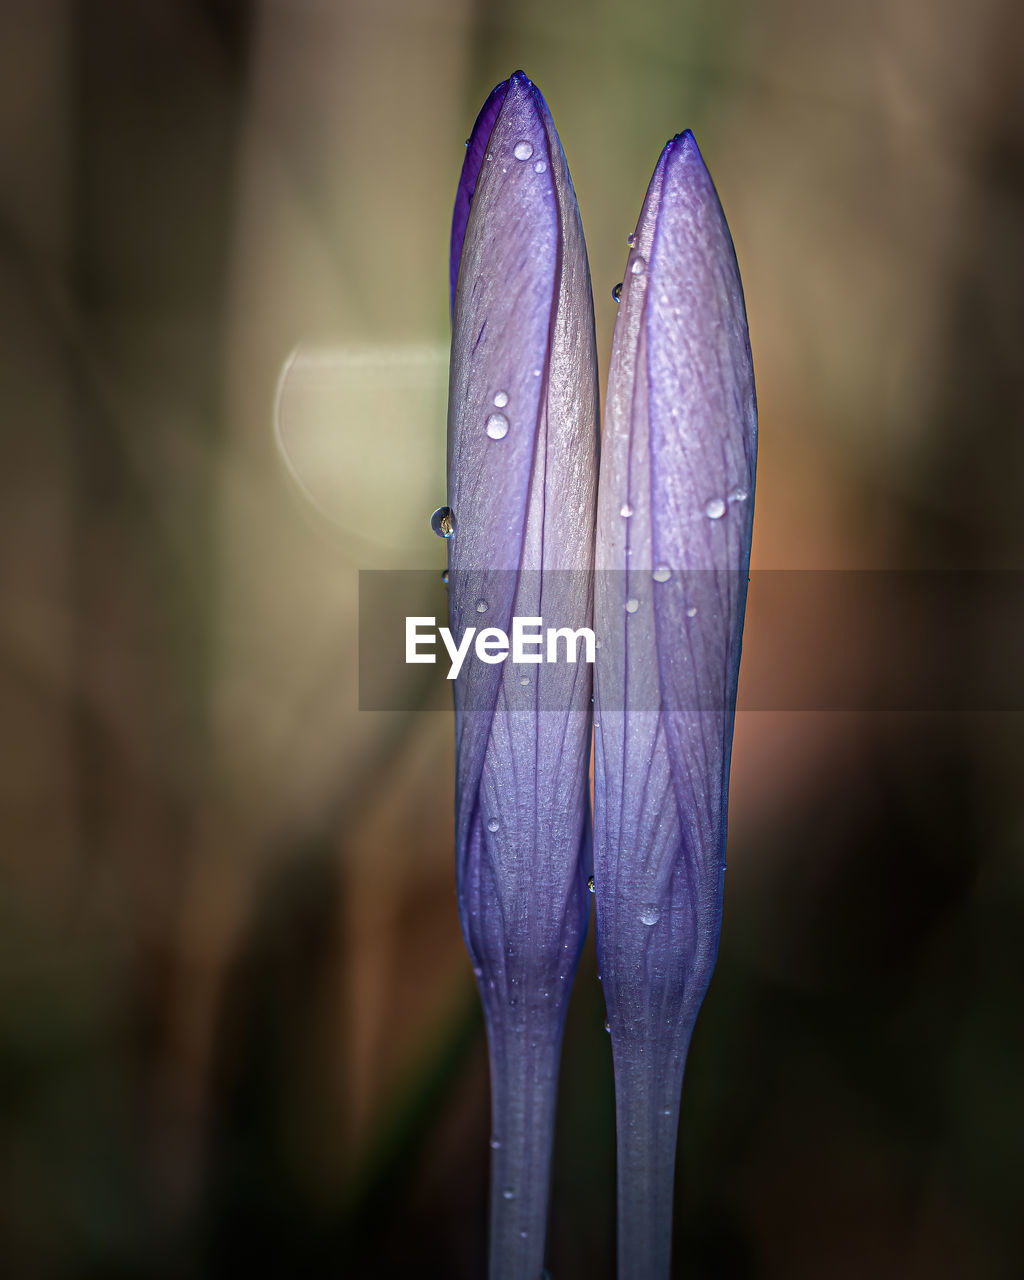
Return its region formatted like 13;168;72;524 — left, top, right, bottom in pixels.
449;78;510;313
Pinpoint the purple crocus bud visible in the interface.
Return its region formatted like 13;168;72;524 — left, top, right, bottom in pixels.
447;72;598;1278
593;133;757;1279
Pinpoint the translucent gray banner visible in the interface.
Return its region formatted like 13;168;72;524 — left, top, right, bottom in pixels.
358;570;1024;712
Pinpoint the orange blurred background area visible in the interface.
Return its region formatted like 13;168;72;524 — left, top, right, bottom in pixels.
1;1;1022;1276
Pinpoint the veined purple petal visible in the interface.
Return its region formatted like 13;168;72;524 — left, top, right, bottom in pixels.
446;71;598;1279
593;131;756;1280
450;78;510;312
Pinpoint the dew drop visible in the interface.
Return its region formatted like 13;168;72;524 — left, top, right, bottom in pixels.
662;1108;672;1117
513;140;534;161
532;367;541;377
620;503;633;518
626;231;636;246
728;485;749;503
519;1230;528;1239
486;412;509;440
430;506;455;538
486;818;499;833
686;605;698;619
476;598;488;613
490;1137;501;1149
604;1021;611;1033
493;390;509;408
704;497;726;519
652;565;671;583
533;159;547;173
441;568;449;585
502;1186;517;1201
640;905;661;926
612;282;623;303
587;876;595;894
625;597;639;614
519;675;530;686
630;256;646;276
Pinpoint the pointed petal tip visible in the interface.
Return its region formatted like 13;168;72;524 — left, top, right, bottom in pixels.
663;129;705;170
665;130;719;189
648;130;723;225
507;69;556;113
450;79;512;309
450;71;560;312
504;70;551;120
669;128;697;147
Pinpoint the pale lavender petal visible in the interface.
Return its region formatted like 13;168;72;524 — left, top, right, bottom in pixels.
447;70;598;1279
593;131;756;1280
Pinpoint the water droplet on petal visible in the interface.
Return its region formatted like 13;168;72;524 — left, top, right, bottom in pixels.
486;818;499;833
705;497;726;519
612;282;623;303
620;503;633;518
430;506;455;538
519;1230;528;1239
513;140;534;160
662;1108;672;1117
490;1137;501;1149
486;412;509;440
728;485;749;503
686;605;698;619
640;905;660;926
630;256;646;276
441;569;449;585
626;231;636;246
493;390;509;408
502;1186;517;1200
625;597;639;614
604;1021;611;1033
533;159;547;173
652;565;671;583
476;598;488;613
587;876;595;894
519;676;530;686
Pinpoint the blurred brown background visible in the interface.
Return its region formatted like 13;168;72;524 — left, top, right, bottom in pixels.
1;0;1022;1276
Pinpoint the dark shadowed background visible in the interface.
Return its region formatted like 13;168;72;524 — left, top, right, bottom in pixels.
2;1;1022;1276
